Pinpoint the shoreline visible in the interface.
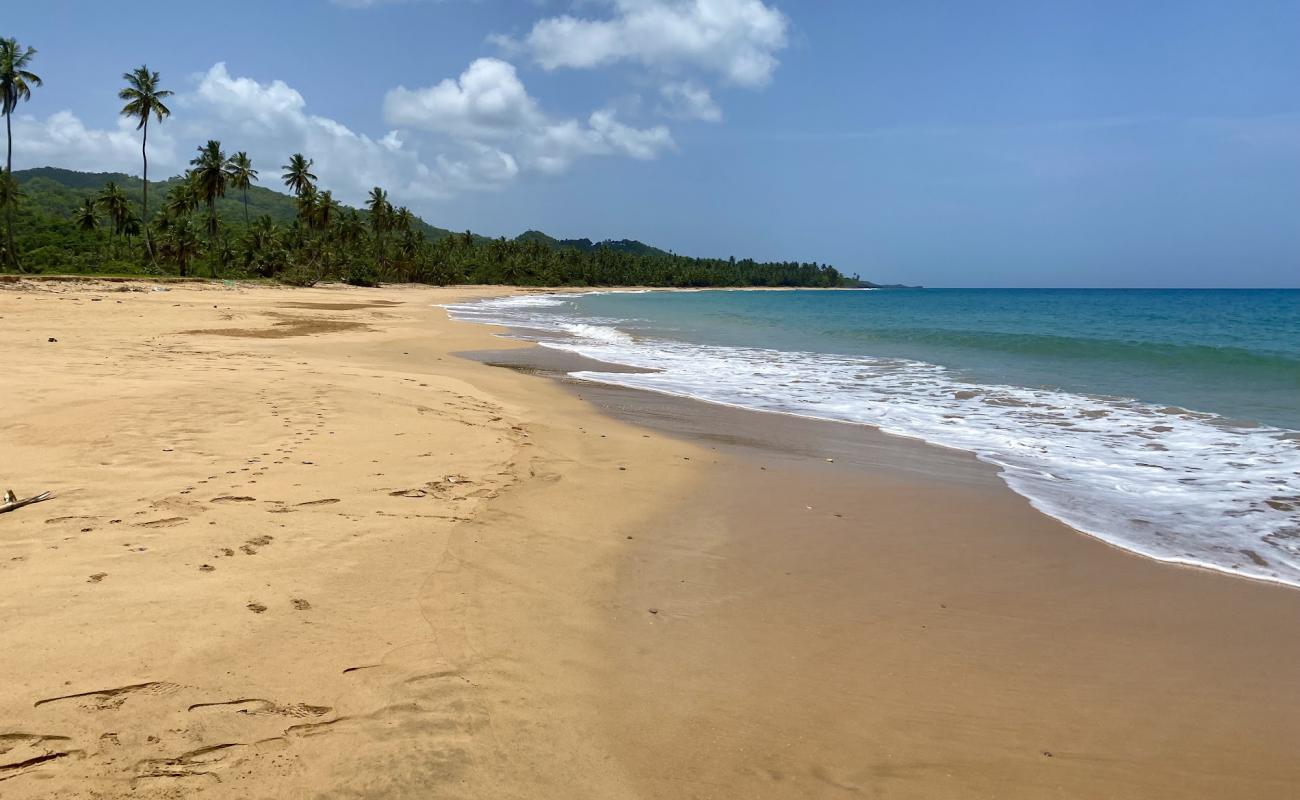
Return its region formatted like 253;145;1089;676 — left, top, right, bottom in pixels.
462;338;1300;798
446;290;1300;592
2;280;1297;798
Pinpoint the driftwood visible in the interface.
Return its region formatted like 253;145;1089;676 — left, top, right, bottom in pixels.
1;489;52;514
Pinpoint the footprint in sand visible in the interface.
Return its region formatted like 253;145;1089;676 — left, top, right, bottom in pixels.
0;733;80;781
240;535;274;555
137;517;187;528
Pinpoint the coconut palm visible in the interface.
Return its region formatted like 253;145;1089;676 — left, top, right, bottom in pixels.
73;197;99;232
189;140;228;244
0;39;40;176
225;151;257;225
164;216;202;277
118;66;172;259
295;184;319;229
97;182;130;235
1;38;41;269
242;215;283;276
315;189;338;232
0;171;20;266
164;174;200;219
280;153;316;198
366;187;392;270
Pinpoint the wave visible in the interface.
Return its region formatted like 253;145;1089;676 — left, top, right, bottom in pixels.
842;327;1300;369
446;293;1300;589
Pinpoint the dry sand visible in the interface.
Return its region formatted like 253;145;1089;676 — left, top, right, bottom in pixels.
1;279;1297;799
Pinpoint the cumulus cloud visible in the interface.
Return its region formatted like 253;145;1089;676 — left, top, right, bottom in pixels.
658;80;722;122
496;0;789;88
11;111;179;174
384;57;674;173
384;58;543;139
530;110;675;173
11;60;671;210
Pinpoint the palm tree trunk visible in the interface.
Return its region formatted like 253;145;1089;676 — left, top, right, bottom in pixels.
209;199;219;277
243;187;249;227
142;119;152;264
4;110;16;271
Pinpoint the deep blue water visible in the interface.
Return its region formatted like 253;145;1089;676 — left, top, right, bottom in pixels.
448;289;1300;587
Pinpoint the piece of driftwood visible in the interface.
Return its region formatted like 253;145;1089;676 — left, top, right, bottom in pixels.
1;489;53;514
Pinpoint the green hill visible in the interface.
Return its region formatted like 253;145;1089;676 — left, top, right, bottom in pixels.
514;229;671;258
12;166;456;241
3;166;857;288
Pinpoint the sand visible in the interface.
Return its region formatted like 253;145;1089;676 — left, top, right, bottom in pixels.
1;279;1297;799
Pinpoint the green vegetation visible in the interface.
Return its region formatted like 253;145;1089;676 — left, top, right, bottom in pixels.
0;42;856;288
2;37;43;269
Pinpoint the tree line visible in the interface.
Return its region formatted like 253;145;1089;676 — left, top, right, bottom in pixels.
0;39;852;288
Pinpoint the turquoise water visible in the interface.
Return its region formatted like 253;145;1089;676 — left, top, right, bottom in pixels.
447;289;1300;587
580;289;1300;429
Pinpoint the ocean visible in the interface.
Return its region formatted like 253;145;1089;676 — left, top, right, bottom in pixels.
446;288;1300;588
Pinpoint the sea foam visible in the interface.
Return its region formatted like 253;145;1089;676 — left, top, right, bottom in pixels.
446;293;1300;588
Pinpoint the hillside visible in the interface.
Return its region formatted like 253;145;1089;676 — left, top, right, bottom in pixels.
514;229;671;258
13;167;457;241
15;168;686;262
4;167;857;288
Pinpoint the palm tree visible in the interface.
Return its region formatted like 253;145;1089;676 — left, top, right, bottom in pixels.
315;189;338;232
0;171;20;266
366;186;391;268
97;182;130;235
118;66;172;260
1;38;41;269
165;216;202;277
72;197;101;261
97;182;129;257
295;183;319;229
73;197;99;232
0;39;40;176
280;153;316;198
189;140;228;245
243;215;283;276
164;173;200;219
225;151;257;225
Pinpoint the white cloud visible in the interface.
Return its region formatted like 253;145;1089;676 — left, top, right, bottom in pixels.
658;80;722;122
384;57;674;173
384;58;543;139
530;110;675;173
10;60;673;210
496;0;789;88
11;111;179;174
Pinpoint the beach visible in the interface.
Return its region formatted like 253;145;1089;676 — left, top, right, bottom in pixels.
2;279;1298;799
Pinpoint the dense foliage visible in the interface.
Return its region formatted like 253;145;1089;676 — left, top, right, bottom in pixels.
4;167;853;287
0;45;853;287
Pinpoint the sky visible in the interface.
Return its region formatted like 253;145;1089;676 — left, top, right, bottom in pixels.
4;0;1299;287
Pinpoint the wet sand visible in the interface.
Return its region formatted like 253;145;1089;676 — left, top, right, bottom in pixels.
1;280;1297;799
470;344;1300;799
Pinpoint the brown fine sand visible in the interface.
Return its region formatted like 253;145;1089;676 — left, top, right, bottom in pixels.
1;279;1298;799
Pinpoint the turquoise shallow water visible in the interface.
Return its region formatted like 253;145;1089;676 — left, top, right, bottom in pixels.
579;289;1300;429
447;289;1300;587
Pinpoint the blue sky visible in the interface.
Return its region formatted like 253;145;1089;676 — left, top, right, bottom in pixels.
5;0;1299;287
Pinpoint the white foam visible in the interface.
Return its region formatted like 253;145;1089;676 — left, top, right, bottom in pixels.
447;294;1300;588
562;323;634;343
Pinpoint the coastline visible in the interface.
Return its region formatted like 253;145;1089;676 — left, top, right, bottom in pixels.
469;342;1300;798
2;280;1297;798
